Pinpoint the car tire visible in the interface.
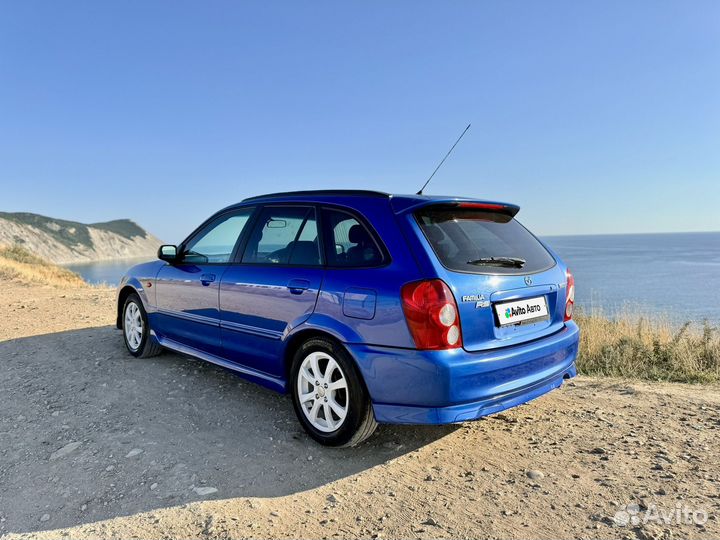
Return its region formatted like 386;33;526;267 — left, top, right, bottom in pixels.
290;337;377;447
122;293;163;358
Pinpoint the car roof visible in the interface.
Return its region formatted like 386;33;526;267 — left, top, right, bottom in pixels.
225;190;519;216
242;189;390;201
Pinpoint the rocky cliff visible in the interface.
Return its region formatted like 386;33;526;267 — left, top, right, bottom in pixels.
0;212;161;264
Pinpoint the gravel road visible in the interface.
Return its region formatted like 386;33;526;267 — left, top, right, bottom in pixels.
1;283;719;539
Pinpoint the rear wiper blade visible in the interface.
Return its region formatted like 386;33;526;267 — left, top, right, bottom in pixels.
466;256;526;268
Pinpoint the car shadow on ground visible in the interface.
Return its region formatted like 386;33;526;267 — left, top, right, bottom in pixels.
0;326;457;534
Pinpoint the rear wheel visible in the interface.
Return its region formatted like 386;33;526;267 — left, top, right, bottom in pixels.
290;337;377;447
122;293;163;358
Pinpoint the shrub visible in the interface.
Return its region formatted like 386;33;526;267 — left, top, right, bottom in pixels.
0;245;86;287
576;311;720;383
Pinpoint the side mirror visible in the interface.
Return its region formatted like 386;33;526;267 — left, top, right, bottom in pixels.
158;244;179;262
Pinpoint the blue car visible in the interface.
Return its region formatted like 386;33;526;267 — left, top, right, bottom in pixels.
117;190;579;446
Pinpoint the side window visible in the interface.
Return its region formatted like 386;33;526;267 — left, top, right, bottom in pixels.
322;208;383;267
241;206;321;266
183;207;254;264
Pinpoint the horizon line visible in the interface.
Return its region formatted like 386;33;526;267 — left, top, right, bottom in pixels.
542;229;720;238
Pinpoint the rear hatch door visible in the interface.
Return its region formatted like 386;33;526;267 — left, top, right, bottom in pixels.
413;204;567;352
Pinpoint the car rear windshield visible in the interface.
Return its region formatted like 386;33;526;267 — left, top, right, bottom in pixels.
415;207;556;275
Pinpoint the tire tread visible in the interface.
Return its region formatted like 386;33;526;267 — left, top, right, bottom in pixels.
137;334;163;358
341;401;378;447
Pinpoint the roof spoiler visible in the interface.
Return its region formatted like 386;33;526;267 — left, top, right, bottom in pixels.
392;198;520;218
446;201;520;217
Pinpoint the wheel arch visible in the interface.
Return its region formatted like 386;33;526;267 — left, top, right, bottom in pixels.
116;279;149;328
282;318;365;392
282;328;340;385
116;286;136;328
283;324;378;446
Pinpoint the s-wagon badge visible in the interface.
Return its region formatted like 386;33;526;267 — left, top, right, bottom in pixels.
524;276;533;286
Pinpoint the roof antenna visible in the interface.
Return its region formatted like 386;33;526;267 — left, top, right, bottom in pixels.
417;123;471;195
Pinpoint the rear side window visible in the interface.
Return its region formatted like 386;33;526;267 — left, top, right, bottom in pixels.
322;208;384;267
415;207;555;274
242;206;321;266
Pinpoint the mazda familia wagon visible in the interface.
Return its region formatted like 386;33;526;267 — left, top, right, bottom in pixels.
117;190;579;446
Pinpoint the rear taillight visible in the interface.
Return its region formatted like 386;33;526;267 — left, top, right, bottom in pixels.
564;269;575;322
401;279;462;350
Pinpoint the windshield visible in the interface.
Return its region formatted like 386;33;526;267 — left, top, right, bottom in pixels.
415;207;556;275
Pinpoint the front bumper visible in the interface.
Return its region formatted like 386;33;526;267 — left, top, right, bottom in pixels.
347;321;580;424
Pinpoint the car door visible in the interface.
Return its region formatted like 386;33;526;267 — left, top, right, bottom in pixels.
154;207;255;356
219;205;324;377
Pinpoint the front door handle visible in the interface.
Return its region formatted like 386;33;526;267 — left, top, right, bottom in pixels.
287;278;310;295
200;273;216;286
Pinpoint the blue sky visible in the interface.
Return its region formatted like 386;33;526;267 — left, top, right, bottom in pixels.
1;1;718;242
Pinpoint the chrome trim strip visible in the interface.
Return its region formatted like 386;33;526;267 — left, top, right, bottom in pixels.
157;308;219;327
157;308;282;340
220;320;283;340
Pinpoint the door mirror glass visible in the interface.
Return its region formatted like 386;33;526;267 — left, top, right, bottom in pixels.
158;244;178;262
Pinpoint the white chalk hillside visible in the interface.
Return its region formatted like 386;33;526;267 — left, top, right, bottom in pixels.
0;212;161;264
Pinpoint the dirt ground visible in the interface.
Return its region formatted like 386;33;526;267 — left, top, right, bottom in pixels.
1;282;719;540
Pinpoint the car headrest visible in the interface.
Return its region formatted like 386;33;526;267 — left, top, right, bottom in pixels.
349;224;370;244
289;241;320;265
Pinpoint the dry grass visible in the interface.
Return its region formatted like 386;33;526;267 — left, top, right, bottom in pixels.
0;244;86;287
576;310;720;383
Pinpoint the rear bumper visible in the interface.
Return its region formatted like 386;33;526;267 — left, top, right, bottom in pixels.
347;321;579;425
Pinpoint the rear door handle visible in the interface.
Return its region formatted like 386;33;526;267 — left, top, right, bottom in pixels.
287;278;310;294
200;273;216;286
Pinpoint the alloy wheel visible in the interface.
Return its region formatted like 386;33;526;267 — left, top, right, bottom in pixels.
124;301;143;351
296;351;349;432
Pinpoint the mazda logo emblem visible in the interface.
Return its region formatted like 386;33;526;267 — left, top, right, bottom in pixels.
524;276;533;286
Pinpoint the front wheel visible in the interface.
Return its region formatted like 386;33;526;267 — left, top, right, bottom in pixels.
290;337;377;447
122;293;163;358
